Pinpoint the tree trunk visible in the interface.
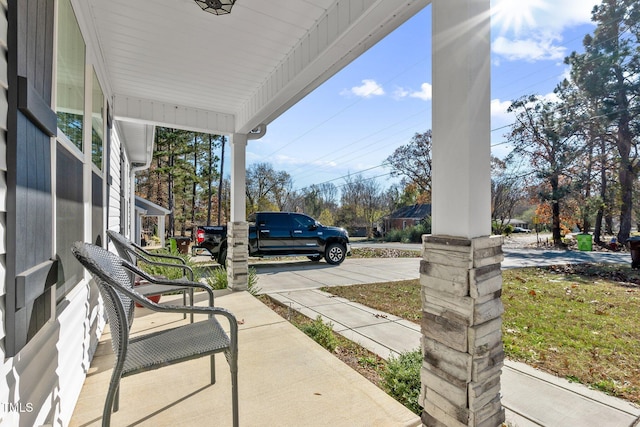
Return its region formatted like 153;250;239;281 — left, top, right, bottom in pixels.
218;136;225;225
551;174;562;246
192;134;197;229
594;137;607;244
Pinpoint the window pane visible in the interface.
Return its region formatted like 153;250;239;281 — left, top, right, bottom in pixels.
92;70;104;168
56;143;85;301
56;0;85;150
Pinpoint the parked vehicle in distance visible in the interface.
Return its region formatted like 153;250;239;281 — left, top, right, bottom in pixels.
512;226;531;233
193;212;351;266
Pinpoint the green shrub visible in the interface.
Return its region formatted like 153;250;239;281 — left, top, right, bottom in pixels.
384;229;404;242
140;251;200;281
300;316;338;352
204;266;261;295
381;349;423;415
384;222;431;243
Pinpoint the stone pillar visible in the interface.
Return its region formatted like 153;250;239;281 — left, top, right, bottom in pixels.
420;234;505;427
226;221;248;291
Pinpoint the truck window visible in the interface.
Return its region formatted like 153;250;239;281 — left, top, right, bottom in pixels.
292;214;315;229
258;213;291;228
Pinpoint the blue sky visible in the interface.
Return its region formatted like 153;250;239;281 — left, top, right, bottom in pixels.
241;0;601;194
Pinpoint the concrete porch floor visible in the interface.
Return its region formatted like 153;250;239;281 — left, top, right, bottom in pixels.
69;290;420;427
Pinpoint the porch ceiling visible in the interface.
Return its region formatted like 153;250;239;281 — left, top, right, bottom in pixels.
75;0;430;153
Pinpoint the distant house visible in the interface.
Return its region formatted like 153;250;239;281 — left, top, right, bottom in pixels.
504;218;529;228
135;196;172;247
382;204;432;232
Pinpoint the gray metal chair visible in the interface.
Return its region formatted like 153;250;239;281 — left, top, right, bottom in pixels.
72;242;238;427
106;230;197;321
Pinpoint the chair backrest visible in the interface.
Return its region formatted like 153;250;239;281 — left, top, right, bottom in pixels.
71;242;138;357
106;230;138;265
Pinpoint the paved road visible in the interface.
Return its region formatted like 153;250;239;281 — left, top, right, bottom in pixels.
254;243;632;294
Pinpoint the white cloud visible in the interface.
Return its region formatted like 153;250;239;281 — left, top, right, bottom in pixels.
392;87;409;100
491;0;596;34
491;98;512;120
491;0;599;63
493;34;566;62
341;79;385;98
392;83;432;101
533;0;596;31
409;83;432;101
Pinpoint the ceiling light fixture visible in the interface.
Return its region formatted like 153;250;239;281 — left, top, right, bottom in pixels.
194;0;236;15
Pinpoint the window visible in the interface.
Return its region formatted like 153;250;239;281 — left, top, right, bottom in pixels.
258;213;290;228
91;70;104;169
56;143;85;301
56;0;85;150
292;214;316;229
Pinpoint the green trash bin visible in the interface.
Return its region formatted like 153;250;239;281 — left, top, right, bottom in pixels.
576;233;592;251
168;238;177;253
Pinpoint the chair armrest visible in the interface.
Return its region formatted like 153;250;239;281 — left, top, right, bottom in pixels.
130;251;195;281
133;242;188;266
116;283;237;349
123;261;213;307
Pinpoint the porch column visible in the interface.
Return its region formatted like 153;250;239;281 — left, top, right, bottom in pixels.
422;1;505;426
227;133;249;291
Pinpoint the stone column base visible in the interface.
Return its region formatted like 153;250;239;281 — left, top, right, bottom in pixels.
226;221;248;291
420;234;505;427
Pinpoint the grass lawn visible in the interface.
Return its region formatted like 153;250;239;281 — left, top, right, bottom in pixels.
323;264;640;404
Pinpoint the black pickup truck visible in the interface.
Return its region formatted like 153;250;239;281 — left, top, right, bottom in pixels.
193;212;351;266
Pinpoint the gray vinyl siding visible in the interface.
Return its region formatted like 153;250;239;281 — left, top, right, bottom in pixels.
0;0;8;353
0;1;100;425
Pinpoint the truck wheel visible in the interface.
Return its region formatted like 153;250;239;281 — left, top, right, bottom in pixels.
307;254;322;262
218;248;227;267
325;243;346;265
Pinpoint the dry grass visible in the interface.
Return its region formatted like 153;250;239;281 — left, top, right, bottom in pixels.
323;264;640;404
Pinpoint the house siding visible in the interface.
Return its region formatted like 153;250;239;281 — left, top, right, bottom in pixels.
0;0;9;352
0;0;106;425
108;128;122;235
0;1;8;359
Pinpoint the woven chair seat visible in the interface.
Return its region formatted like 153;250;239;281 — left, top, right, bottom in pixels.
124;318;230;376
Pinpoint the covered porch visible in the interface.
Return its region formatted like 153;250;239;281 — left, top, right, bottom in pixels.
1;0;501;426
74;0;500;425
69;291;421;427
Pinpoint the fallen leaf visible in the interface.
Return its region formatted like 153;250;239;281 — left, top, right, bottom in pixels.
529;290;537;296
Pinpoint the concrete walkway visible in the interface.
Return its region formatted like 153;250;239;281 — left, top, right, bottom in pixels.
266;288;640;427
256;256;640;427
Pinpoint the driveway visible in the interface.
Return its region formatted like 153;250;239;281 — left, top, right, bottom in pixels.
253;257;419;294
255;239;632;294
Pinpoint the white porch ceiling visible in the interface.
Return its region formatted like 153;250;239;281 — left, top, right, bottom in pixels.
74;0;430;162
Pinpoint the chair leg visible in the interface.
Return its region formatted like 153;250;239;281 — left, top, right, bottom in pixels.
114;386;120;412
231;365;239;427
210;354;216;384
189;289;194;323
182;290;187;320
103;374;121;427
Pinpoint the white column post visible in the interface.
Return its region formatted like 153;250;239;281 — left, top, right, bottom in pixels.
421;1;505;426
432;0;491;239
227;133;249;291
230;133;247;222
